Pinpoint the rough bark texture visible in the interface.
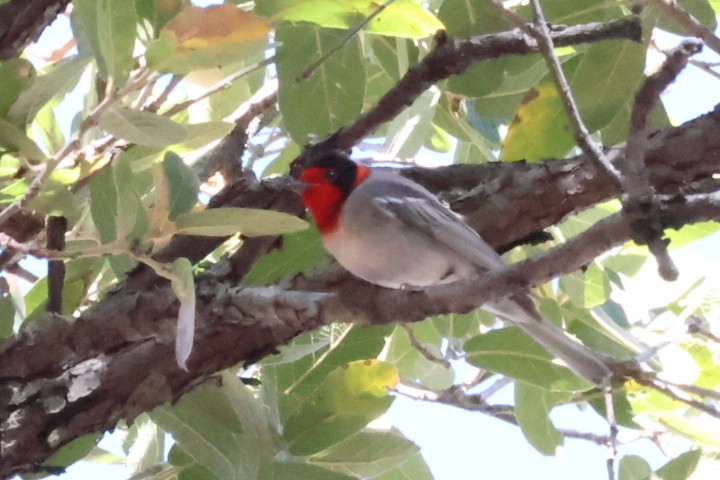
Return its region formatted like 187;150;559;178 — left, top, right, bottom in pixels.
0;0;70;59
1;104;720;477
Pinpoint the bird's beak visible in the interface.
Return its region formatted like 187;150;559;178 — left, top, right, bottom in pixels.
284;177;308;193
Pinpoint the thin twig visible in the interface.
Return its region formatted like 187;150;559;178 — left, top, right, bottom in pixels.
603;378;618;480
146;74;183;112
688;57;720;81
650;0;720;55
476;376;512;400
396;383;612;445
637;375;720;420
524;0;622;184
0;67;155;229
300;0;398;80
162;58;273;118
311;16;641;154
401;324;451;368
622;39;702;280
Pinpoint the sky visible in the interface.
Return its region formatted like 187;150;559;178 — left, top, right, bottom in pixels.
17;2;720;479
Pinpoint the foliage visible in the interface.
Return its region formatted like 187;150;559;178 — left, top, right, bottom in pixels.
1;0;720;479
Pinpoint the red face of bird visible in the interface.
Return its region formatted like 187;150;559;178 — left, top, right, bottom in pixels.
298;152;370;233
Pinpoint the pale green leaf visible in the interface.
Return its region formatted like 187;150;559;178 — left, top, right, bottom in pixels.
276;24;366;144
44;433;102;469
264;324;393;395
619;455;652;480
89;167;118;244
655;450;701;480
99;107;188;147
0;117;46;163
309;430;420;478
514;383;567;455
259;0;443;38
259;462;355;480
33;100;66;154
152;373;276;479
123;414;165;475
383;89;440;160
113;156;146;241
162;151;199;220
284;360;398;455
9;55;90;125
244;225;327;286
170;257;195;370
0;59;35;121
384;324;453;390
73;0;137;85
665;221;720;249
571;39;646;132
174;207;307;237
373;452;434;480
465;327;591;391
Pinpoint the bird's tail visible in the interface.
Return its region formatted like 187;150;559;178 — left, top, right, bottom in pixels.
488;296;613;385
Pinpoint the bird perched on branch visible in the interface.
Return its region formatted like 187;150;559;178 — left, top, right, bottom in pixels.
297;150;613;384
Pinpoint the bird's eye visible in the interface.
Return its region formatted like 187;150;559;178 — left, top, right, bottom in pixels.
325;169;338;182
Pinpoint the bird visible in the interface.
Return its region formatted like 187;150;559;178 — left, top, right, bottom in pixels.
297;150;613;384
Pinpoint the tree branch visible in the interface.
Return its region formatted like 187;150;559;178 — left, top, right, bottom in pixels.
297;16;642;166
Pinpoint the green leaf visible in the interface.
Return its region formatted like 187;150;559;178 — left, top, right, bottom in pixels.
655;450;701;480
89;166;118;244
44;433;102;469
73;0;137;85
174;207;307;237
151;372;276;479
431;311;484;339
603;254;647;278
122;414;165;475
589;388;639;429
259;462;355;480
9;55;90;125
266;324;393;395
162;151;199;220
244;225;327;286
570;39;646;132
169;257;195;370
465;327;591;391
373;451;434;480
283;360;399;455
514;382;567;455
437;0;509;37
0;117;46;162
654;0;717;34
309;430;421;478
0;59;36;121
276;24;366;144
619;455;652;480
584;262;611;308
145;5;270;74
385;324;453;390
0;296;14;338
383;89;440;160
34;99;66;153
113;156;148;241
99;107;188;147
259;0;444;38
665;221;720;249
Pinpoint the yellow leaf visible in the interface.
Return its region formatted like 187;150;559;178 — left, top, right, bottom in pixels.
165;5;270;52
501;82;575;162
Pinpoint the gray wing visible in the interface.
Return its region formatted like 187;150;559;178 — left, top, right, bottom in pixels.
365;170;506;272
361;171;613;384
